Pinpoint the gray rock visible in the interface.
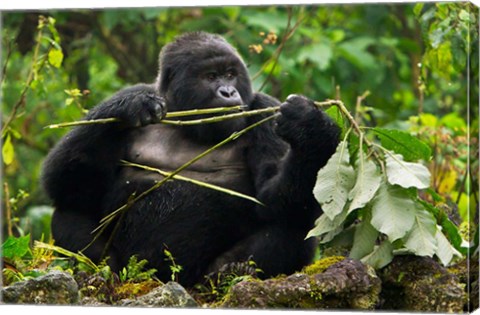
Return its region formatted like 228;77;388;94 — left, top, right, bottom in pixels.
120;281;198;307
1;270;79;304
221;258;381;309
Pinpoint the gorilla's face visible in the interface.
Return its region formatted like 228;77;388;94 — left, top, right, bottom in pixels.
158;33;254;143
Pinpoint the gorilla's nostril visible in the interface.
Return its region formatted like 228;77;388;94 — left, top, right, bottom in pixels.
218;86;238;99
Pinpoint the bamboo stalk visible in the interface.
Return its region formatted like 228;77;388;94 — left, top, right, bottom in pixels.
44;105;245;129
45;101;337;129
161;107;277;125
121;160;264;205
34;241;99;272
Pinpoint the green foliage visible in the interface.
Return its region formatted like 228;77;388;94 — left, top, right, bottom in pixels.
384;153;430;189
372;128;432;162
164;249;183;282
308;108;467;268
119;255;157;283
2;234;31;260
313;140;355;220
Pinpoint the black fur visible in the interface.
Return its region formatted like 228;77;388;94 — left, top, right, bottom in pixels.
42;32;340;287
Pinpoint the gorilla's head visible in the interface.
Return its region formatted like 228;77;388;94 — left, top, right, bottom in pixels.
156;32;254;142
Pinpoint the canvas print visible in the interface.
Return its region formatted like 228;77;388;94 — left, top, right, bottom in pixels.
0;2;478;313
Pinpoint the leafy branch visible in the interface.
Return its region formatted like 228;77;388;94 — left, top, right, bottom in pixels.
307;94;465;269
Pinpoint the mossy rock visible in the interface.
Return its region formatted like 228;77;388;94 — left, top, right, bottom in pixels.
221;258;381;309
379;255;466;313
302;256;345;275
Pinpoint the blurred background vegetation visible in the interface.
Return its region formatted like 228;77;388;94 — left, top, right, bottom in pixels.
1;3;478;245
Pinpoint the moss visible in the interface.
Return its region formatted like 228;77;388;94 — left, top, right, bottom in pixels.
114;279;160;300
302;256;345;275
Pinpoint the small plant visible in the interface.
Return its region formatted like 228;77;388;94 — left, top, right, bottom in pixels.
119;255;157;283
164;249;183;282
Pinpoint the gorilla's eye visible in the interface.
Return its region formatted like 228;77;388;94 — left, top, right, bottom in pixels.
225;71;236;80
206;72;217;81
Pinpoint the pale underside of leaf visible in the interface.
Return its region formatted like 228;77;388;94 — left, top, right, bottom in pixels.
348;157;381;212
370;183;416;242
360;240;394;269
435;227;462;266
403;208;437;257
349;209;379;260
385;153;431;189
305;208;349;242
313;140;355;220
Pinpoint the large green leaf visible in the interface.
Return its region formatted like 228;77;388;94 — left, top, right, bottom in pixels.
435;227;462;266
361;240;394;269
313;141;355;220
419;199;465;253
371;183;415;241
349;209;379;260
373;128;432;161
403;208;438;257
2;235;31;259
385;153;431;189
348;155;381;212
305;208;348;243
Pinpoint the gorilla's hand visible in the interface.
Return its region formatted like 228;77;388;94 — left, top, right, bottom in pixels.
275;94;333;149
87;84;167;128
118;91;167;128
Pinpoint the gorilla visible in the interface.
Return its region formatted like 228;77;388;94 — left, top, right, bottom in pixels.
42;32;340;287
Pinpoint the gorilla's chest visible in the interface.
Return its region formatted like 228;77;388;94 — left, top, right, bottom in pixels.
122;124;252;192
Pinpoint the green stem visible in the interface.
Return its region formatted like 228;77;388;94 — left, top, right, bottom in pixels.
46;101;338;129
45;105;245;129
121;160;264;205
161;107;277;125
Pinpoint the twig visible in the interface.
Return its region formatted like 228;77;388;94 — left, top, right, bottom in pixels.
1;36;13;87
161;107;278;125
253;8;305;91
34;241;99;272
3;183;13;237
320;98;384;170
45;102;338;129
44;105;246;129
354;90;371;124
121;160;264;205
45;118;120;129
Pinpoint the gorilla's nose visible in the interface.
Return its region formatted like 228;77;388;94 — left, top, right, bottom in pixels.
217;86;241;104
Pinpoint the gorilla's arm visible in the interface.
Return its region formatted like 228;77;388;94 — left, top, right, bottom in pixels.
248;94;341;226
42;84;165;214
233;93;340;277
260;95;340;225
